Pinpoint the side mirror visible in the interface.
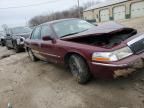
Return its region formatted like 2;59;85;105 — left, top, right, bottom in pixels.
42;36;56;43
42;36;53;41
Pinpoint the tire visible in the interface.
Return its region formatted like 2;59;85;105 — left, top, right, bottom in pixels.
28;48;38;62
69;54;91;84
13;42;21;53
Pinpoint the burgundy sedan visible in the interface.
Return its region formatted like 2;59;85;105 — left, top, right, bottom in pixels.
25;18;144;84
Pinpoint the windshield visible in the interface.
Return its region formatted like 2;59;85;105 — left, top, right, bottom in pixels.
53;19;95;37
11;27;31;34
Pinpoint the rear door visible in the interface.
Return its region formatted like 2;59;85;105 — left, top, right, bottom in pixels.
30;26;41;58
5;29;13;48
6;34;13;48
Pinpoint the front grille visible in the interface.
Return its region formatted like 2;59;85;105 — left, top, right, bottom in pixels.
127;35;144;54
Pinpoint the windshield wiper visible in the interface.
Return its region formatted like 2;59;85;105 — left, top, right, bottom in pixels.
61;29;89;38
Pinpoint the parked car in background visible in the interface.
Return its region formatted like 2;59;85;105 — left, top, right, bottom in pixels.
25;18;144;84
0;31;6;46
86;19;97;26
5;27;32;52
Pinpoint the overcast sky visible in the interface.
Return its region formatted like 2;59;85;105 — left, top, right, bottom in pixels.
0;0;104;31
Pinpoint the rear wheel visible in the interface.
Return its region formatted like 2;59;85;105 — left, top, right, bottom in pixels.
69;54;91;84
28;48;38;62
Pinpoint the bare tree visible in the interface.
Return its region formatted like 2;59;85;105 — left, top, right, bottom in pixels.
82;1;99;10
29;1;98;27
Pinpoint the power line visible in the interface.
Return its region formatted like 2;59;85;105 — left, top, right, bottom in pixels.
0;0;62;10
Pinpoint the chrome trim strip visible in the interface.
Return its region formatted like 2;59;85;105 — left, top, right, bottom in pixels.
40;52;61;58
31;49;60;58
92;62;128;67
127;34;144;46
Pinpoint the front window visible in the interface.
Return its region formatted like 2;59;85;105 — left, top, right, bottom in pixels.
31;27;41;39
53;19;95;37
11;27;31;34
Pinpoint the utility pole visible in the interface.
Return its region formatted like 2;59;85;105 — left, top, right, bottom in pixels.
77;0;81;18
25;16;28;26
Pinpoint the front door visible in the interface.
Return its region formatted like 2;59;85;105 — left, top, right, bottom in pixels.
30;26;41;58
39;25;59;63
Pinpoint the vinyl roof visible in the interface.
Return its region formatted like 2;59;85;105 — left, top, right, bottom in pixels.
84;0;127;12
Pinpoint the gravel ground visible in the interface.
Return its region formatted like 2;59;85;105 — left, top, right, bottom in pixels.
0;17;144;108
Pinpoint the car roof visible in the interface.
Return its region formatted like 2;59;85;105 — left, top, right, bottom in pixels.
40;18;80;26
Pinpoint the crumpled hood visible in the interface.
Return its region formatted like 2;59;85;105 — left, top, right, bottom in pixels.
61;22;128;40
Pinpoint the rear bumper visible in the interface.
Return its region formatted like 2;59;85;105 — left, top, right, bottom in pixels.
89;52;144;79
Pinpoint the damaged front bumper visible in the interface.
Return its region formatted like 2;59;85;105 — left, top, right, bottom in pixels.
90;52;144;79
113;58;144;78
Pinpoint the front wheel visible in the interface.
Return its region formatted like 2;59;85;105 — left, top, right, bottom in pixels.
69;55;91;84
28;48;38;62
6;43;11;50
14;42;21;53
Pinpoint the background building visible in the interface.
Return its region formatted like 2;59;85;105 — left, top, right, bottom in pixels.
83;0;144;22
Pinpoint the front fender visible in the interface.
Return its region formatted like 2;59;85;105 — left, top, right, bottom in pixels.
65;50;88;60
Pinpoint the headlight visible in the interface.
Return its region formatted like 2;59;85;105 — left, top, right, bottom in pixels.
19;37;25;42
20;38;23;42
16;37;25;44
92;47;133;62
